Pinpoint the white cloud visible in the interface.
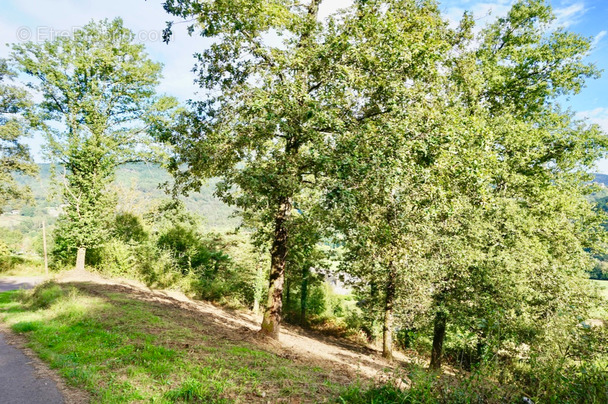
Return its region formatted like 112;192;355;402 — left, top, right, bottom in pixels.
592;30;607;49
0;0;207;102
578;107;608;132
443;0;589;32
443;1;512;30
553;2;587;28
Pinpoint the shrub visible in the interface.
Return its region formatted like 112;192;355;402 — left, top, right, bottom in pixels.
0;254;43;274
396;328;418;350
19;283;66;309
96;239;138;278
337;368;519;404
0;240;10;257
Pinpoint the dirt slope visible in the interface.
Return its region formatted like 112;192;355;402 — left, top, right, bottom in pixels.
57;270;419;383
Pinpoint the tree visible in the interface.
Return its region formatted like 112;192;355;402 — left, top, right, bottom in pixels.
11;18;176;270
159;0;349;339
159;0;460;342
0;58;37;211
320;0;464;360
426;0;608;369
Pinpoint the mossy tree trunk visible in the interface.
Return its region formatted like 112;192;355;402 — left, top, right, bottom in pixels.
75;247;86;272
260;197;291;339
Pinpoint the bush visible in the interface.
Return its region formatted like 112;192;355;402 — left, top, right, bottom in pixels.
396;328;418;350
0;254;43;274
114;212;147;243
442;328;481;371
337;368;519;404
590;261;608;280
0;240;10;257
512;359;608;403
96;239;138;278
19;283;66;309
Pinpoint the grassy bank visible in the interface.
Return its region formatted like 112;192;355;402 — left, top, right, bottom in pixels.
2;281;604;403
0;282;355;403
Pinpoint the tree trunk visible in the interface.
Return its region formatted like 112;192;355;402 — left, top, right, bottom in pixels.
75;247;86;272
300;266;309;326
260;197;291;339
430;309;447;370
382;266;396;360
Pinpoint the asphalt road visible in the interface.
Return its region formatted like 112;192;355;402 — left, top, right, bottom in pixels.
0;277;44;293
0;277;65;404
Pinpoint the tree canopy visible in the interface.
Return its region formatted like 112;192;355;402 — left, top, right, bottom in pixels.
158;0;608;354
11;18;177;270
0;58;37;212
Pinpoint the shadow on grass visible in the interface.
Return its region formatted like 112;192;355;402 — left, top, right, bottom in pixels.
0;281;367;403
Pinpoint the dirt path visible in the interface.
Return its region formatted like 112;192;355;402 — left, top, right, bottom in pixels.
156;290;419;381
57;271;422;383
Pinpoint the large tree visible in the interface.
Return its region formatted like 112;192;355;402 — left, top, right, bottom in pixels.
0;58;37;211
159;0;349;339
321;0;481;360
158;0;456;340
426;0;608;369
11;18;176;270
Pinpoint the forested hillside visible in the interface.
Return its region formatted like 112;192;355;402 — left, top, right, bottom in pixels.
8;163;237;230
594;174;608;187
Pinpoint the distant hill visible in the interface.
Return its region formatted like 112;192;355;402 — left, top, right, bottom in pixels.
9;163;238;230
10;169;607;231
594;174;608;188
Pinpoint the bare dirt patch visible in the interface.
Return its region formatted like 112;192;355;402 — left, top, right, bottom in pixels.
57;271;419;382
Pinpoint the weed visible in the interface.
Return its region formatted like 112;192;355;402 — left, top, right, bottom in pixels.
12;320;40;332
164;378;228;403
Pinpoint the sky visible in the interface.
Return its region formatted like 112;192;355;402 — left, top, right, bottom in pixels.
1;0;607;171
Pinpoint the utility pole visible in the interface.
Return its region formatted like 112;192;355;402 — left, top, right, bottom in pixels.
42;221;48;276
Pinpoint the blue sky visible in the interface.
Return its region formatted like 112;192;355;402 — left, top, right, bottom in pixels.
1;0;607;171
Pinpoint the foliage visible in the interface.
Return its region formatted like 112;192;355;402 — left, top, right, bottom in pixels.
159;0;392;338
1;1;607;401
339;359;607;403
78;201;261;308
11;18;176;265
0;58;37;211
338;367;519;404
590;257;608;280
405;0;608;370
0;240;9;257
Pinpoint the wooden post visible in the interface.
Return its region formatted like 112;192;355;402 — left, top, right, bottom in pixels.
42;221;48;276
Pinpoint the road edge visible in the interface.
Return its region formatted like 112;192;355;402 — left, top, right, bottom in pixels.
0;306;90;403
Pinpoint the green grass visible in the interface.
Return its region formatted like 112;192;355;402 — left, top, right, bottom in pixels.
0;282;353;403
